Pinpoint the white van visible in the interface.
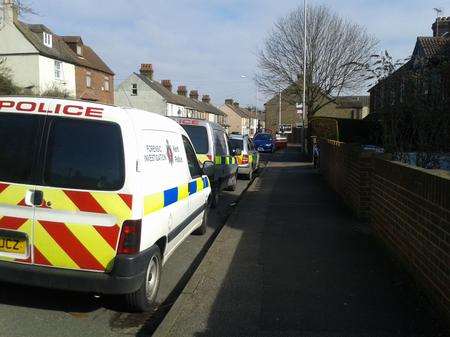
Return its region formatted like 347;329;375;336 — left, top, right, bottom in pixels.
172;118;238;205
0;97;212;311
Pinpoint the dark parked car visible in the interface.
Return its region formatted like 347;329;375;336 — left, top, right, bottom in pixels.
253;133;275;153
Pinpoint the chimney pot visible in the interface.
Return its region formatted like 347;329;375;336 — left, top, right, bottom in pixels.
432;16;450;37
140;63;154;80
202;95;211;104
233;102;240;108
161;79;172;92
177;85;187;97
189;90;199;100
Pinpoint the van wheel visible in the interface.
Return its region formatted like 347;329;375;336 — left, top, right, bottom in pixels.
124;246;162;312
245;170;253;181
226;173;237;191
193;206;209;235
210;188;220;209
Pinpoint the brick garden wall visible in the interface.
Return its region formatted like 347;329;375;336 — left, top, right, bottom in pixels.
319;139;372;220
319;140;450;320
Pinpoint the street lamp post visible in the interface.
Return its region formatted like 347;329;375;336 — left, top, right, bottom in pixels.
302;0;308;154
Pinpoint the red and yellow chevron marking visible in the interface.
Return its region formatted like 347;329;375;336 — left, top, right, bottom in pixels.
0;182;133;272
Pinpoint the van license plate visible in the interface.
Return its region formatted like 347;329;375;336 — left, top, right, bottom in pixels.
0;237;27;254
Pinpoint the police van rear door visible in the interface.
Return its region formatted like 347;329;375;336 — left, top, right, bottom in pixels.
0;101;47;266
33;116;131;273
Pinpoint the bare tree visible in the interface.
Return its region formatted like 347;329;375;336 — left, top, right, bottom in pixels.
11;0;37;16
256;4;377;118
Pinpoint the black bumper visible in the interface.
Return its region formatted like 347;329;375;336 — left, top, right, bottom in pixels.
0;248;154;295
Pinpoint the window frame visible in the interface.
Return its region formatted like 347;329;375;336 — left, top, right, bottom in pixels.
182;135;202;179
86;71;92;88
131;83;138;96
54;60;62;80
41;117;125;192
104;77;110;92
43;32;53;48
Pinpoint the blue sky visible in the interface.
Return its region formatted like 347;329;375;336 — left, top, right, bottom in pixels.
22;0;448;107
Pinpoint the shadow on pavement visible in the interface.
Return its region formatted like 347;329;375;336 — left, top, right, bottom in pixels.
190;147;448;337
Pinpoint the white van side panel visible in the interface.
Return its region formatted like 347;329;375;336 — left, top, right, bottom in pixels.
137;129;191;254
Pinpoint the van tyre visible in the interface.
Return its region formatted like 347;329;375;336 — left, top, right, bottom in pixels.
226;173;237;191
193;205;209;235
124;246;162;312
245;170;253;180
210;188;220;209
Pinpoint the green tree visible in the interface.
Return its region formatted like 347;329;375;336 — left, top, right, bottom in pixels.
0;58;20;95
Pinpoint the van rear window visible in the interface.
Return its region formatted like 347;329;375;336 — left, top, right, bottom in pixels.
44;118;125;191
181;125;209;154
0;113;41;184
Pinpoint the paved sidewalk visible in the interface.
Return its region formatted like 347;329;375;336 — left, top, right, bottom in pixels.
153;149;446;337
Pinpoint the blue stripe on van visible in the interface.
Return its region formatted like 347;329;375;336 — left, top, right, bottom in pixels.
188;181;197;195
203;177;209;188
144;176;211;217
164;187;179;207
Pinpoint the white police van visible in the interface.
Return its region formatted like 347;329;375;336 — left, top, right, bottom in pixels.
0;97;212;311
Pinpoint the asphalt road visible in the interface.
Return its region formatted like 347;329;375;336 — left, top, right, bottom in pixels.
0;169;262;337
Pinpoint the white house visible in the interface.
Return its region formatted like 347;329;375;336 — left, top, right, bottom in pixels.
115;64;191;117
0;0;76;96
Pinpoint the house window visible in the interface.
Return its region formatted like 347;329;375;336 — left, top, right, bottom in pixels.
104;77;110;91
86;72;92;88
43;32;53;48
54;61;62;79
76;44;82;55
131;84;138;96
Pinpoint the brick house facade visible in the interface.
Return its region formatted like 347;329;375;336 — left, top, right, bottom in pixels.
63;36;114;104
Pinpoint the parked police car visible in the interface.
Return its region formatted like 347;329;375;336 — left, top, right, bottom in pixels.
172;118;238;206
229;134;260;180
0;97;212;312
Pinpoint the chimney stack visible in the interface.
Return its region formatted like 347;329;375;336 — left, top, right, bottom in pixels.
432;17;450;37
161;80;172;92
189;90;199;100
233;102;240;108
177;85;187;97
140;64;154;80
225;98;234;105
3;0;17;24
202;95;211;104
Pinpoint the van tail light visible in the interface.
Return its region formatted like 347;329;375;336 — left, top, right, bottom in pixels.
118;220;141;254
207;154;212;161
242;154;249;164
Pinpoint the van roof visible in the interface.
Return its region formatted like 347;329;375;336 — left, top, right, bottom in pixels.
171;117;225;132
0;96;187;136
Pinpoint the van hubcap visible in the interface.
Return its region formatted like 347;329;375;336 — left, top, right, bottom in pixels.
145;256;160;300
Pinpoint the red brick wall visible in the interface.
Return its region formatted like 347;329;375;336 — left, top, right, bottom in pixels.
319;139;450;320
75;66;114;105
371;158;450;318
319;139;372;220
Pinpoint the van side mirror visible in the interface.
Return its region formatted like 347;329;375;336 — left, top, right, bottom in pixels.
202;160;215;177
232;148;242;156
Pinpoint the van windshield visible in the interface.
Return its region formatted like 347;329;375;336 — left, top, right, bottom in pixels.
181;125;209;154
0;113;41;184
44;118;125;191
255;133;272;141
229;138;243;151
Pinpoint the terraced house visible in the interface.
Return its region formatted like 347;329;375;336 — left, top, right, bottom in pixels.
0;0;114;103
115;63;227;127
